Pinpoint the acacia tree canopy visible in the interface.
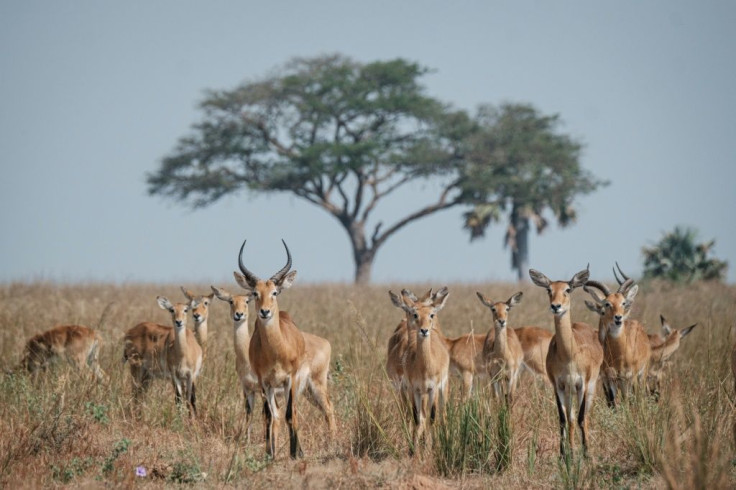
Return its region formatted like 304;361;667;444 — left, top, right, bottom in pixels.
148;54;475;284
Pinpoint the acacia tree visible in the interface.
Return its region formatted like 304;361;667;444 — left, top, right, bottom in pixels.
642;226;728;283
461;103;607;281
147;55;475;284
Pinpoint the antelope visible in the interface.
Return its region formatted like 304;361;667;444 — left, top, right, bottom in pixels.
646;314;697;397
514;326;554;381
181;287;215;351
476;291;524;405
584;269;649;408
387;288;449;400
234;239;335;459
389;287;450;455
123;297;202;416
211;285;260;439
529;266;603;458
19;324;107;382
123;319;171;404
444;330;488;400
157;296;203;416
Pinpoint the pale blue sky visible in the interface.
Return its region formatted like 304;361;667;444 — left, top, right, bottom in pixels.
1;1;734;285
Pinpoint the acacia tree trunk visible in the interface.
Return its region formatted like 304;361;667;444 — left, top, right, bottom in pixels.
354;251;375;285
344;220;375;285
330;181;463;285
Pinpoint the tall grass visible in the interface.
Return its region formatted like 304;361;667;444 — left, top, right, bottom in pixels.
0;280;733;487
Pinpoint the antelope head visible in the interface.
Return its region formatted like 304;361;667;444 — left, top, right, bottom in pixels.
476;291;523;329
234;239;296;322
529;266;590;317
584;263;637;337
389;287;449;339
211;286;252;323
157;296;189;330
181;287;214;324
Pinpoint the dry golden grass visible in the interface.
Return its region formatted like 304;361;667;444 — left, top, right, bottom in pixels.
0;280;734;488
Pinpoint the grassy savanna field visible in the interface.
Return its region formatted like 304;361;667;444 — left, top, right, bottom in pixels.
0;280;734;488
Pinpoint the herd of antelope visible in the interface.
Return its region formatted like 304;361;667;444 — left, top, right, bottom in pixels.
11;240;729;460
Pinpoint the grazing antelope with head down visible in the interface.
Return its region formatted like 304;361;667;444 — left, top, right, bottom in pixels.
529;266;602;458
234;239;335;459
123;317;170;404
646;314;697;397
180;287;214;351
211;285;261;439
20;325;107;382
476;291;524;405
389;287;450;455
584;264;650;408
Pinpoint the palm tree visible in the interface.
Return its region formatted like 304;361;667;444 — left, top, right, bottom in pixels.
642;226;727;283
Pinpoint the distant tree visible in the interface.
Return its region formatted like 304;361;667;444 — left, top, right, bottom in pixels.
642;226;728;283
147;54;476;284
460;103;608;281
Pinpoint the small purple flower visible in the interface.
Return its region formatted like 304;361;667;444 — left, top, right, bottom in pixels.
135;466;147;477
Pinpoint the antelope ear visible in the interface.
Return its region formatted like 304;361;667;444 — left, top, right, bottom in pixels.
508;291;523;307
234;271;251;291
157;296;173;311
276;270;297;290
476;292;493;308
211;286;231;302
659;314;673;336
389;290;411;313
401;289;418;302
585;300;602;315
569;265;590;289
433;287;450;311
625;284;639;302
433;287;449;301
180;287;195;300
680;324;697;339
529;269;550;288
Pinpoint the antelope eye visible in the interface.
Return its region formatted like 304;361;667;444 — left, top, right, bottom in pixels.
430;313;435;319
413;313;419;319
565;287;571;294
169;308;174;313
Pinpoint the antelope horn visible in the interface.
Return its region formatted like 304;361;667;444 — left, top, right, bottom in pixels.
583;281;608;303
270;239;293;283
613;261;629;285
613;262;634;293
237;240;260;286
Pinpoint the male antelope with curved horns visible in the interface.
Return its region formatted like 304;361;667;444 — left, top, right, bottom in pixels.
234;239;335;459
584;263;650;408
